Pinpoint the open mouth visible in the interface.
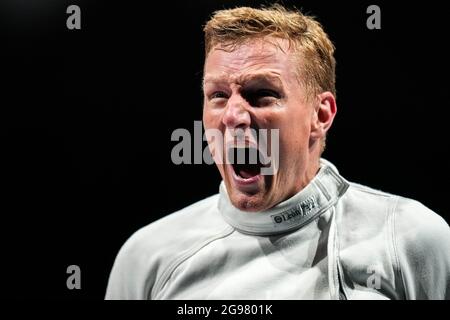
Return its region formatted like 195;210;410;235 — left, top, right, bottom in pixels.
228;147;266;179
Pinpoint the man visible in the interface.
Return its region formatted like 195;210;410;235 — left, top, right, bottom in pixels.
105;5;450;299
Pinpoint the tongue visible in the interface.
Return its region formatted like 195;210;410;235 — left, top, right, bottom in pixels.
239;166;260;179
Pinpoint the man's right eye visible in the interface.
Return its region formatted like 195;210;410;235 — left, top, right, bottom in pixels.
210;92;228;100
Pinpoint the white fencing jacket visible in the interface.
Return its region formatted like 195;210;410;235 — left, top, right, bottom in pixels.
106;159;450;300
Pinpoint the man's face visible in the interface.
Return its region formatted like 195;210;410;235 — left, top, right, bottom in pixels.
203;38;321;212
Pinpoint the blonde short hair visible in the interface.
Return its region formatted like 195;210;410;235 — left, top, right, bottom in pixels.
203;4;336;100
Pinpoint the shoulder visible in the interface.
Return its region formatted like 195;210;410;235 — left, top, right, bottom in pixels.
105;193;232;299
392;196;450;299
347;181;397;199
340;182;450;298
338;182;399;229
128;193;226;249
393;196;450;258
344;182;450;246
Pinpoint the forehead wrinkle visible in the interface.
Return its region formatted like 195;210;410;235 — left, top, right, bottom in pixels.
203;39;296;90
202;73;231;90
202;49;296;92
203;71;284;89
235;72;283;87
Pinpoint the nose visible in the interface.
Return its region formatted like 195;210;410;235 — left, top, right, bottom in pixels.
222;94;251;129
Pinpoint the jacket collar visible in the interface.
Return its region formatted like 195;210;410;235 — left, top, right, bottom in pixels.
218;159;349;236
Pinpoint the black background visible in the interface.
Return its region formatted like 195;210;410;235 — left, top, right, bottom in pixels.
1;0;449;299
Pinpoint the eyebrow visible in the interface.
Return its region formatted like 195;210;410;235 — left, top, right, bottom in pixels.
203;72;284;90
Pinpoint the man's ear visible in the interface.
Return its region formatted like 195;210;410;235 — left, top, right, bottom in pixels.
310;91;337;140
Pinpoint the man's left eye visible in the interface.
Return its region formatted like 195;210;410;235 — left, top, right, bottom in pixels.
244;89;281;107
255;89;280;98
